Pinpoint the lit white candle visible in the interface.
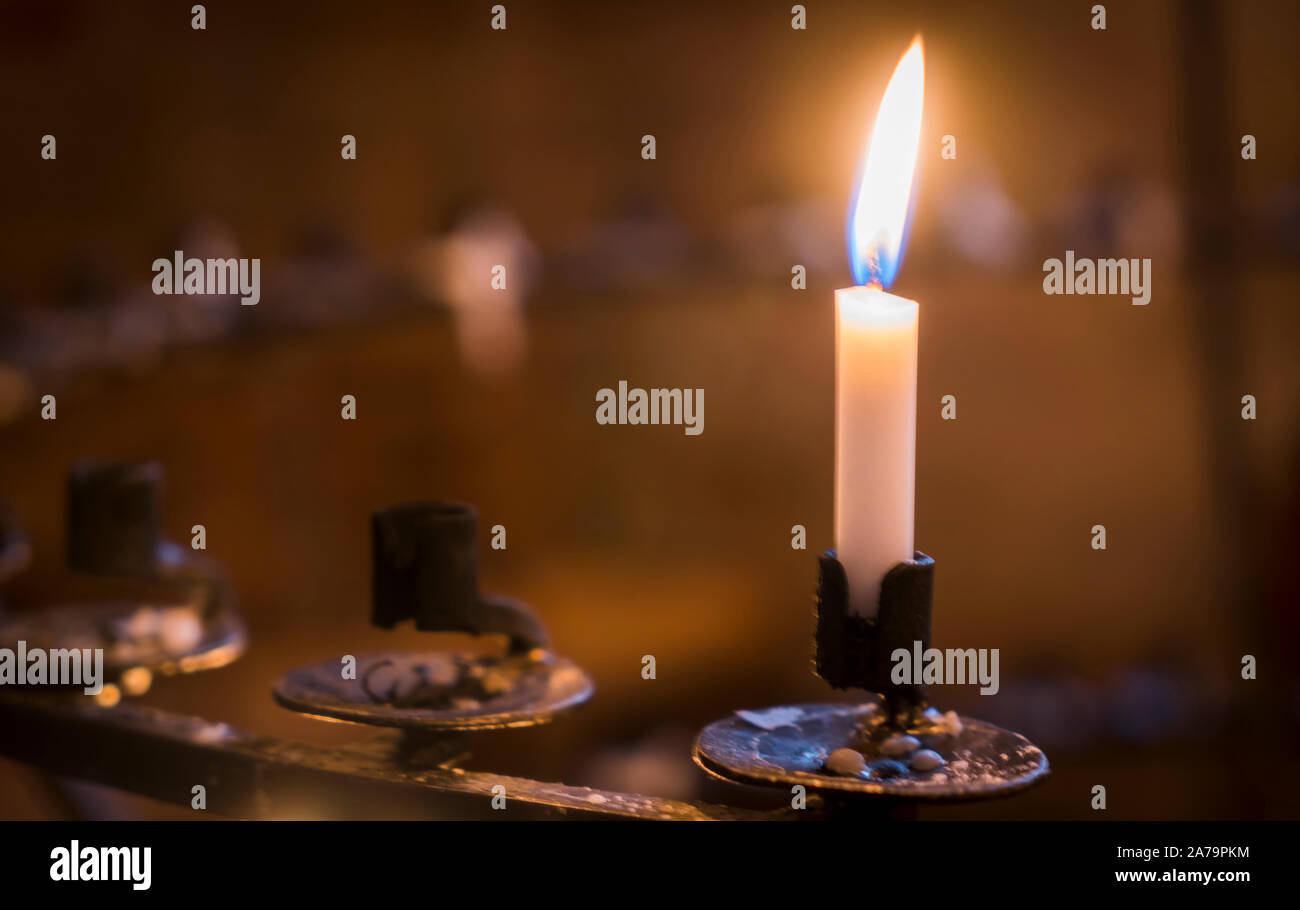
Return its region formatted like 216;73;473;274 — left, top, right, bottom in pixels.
835;37;925;617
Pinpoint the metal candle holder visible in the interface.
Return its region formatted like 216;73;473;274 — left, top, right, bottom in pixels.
0;462;247;682
273;501;594;733
815;550;935;728
693;549;1050;802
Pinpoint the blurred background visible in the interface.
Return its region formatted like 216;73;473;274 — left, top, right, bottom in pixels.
0;0;1297;819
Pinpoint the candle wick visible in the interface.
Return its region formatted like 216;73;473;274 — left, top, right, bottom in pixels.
860;243;885;290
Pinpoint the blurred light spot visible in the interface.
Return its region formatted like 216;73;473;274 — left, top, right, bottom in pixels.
941;176;1029;270
119;666;152;696
409;207;536;378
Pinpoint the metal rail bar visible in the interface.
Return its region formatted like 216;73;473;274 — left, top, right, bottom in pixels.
0;693;805;820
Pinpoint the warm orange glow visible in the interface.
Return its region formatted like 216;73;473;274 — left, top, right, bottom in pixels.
848;36;925;288
93;684;122;708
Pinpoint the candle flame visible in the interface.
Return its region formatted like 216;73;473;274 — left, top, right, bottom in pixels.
848;36;925;289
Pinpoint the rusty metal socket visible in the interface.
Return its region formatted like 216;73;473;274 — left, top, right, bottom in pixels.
67;461;163;578
815;550;935;715
371;502;547;654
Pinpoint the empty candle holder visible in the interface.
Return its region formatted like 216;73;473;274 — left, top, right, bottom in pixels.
693;549;1049;804
0;461;247;688
273;501;594;735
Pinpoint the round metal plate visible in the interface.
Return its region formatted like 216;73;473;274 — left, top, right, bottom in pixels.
273;651;595;731
0;600;246;678
694;701;1049;800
